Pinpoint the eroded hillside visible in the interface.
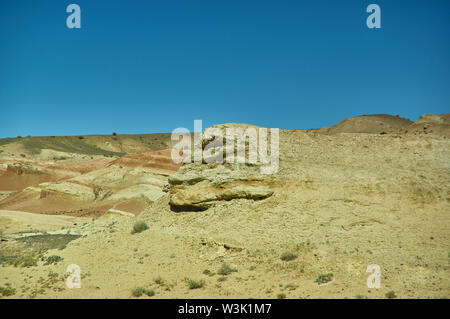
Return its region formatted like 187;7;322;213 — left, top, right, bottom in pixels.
0;114;448;299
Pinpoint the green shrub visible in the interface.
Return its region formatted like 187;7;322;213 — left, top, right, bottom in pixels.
203;269;214;276
277;293;286;299
187;279;205;289
217;276;227;282
132;287;145;297
280;251;297;261
8;256;38;268
131;287;155;297
43;255;63;265
217;262;237;276
0;286;16;296
385;291;397;299
131;221;149;234
154;276;165;285
315;273;334;284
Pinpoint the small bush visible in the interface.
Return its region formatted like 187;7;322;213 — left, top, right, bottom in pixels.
203;269;214;276
217;276;227;282
385;291;397;299
315;273;334;284
187;279;205;289
43;255;63;265
131;221;149;234
217;262;237;276
277;293;287;299
154;276;165;285
112;132;117;136
0;286;16;296
355;294;368;299
131;287;155;297
280;251;297;261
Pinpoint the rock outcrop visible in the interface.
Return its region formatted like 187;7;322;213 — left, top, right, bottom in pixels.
416;113;450;124
168;163;274;211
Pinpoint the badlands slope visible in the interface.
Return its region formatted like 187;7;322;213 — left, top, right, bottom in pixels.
0;114;449;299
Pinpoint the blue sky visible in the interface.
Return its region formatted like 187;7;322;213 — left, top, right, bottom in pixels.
0;0;449;137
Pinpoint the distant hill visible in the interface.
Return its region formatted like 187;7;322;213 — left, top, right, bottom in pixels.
0;133;172;157
318;114;413;134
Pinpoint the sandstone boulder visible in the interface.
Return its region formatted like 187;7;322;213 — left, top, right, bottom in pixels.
168;163;273;211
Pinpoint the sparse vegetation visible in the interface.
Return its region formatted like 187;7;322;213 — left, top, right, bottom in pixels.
246;249;260;257
187;279;205;289
154;276;165;285
217;262;237;276
131;221;149;234
8;255;38;268
315;273;334;284
42;255;63;265
277;293;287;299
217;276;227;282
385;291;397;299
280;251;297;261
0;285;16;296
355;294;368;299
131;287;155;297
203;269;214;276
284;283;298;291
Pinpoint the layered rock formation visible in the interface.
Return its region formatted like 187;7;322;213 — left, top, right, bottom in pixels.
168;163;273;211
168;123;277;211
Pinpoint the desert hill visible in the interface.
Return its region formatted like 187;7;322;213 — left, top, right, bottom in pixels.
0;114;448;299
317;113;450;137
318;114;412;134
0;133;172;158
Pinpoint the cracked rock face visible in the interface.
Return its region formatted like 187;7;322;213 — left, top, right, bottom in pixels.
168;163;274;211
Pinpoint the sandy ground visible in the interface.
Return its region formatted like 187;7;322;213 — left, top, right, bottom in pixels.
0;210;89;235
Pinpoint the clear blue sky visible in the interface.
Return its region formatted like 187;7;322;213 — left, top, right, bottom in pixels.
0;0;449;137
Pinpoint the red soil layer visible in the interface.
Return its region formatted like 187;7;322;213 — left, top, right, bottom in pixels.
110;149;180;172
